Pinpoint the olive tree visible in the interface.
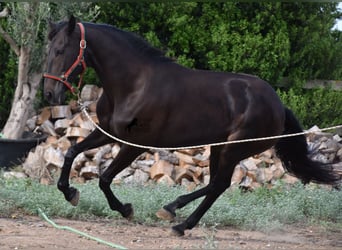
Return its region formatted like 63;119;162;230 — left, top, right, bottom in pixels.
0;2;99;139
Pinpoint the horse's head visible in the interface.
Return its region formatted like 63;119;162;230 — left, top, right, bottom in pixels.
44;15;87;105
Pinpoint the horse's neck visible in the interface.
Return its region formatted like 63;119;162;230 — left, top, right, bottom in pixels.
86;28;146;96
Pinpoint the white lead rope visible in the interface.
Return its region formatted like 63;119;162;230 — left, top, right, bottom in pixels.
81;105;342;151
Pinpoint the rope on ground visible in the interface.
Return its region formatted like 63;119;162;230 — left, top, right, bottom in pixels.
80;104;342;151
37;208;127;250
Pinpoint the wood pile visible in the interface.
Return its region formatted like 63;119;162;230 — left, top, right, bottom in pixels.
19;84;341;190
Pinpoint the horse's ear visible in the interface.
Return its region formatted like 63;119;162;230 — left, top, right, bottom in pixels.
67;15;76;35
48;19;56;31
48;19;57;41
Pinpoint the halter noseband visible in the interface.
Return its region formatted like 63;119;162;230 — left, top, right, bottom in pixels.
43;22;87;95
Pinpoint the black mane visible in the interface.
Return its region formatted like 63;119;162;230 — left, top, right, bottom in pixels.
94;23;174;63
48;21;68;40
49;20;173;63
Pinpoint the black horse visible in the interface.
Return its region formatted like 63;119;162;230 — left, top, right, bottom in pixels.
43;16;340;236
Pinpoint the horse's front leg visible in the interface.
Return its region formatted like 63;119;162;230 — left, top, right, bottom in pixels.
99;145;145;219
157;146;222;221
58;128;112;206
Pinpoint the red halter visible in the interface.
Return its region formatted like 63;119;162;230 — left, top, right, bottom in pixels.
43;22;87;95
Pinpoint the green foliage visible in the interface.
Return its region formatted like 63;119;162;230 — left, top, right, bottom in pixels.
1;177;341;233
96;3;290;84
281;2;342;86
0;3;100;127
0;2;341;127
6;2;50;72
277;87;342;129
0;23;16;128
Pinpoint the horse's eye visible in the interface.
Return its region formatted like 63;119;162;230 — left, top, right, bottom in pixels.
55;49;64;56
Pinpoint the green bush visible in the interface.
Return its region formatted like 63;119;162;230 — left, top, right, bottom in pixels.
0;49;16;129
277;87;342;129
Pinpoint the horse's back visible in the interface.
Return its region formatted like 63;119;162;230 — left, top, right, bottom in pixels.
142;63;285;146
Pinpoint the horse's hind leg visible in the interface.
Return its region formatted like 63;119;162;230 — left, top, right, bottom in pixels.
99;145;145;219
58;128;112;205
171;140;272;236
156;146;222;221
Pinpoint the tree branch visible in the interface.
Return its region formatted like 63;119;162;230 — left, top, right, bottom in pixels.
0;8;20;56
0;7;9;18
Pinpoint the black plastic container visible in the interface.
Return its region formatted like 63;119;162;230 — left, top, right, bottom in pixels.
0;132;48;168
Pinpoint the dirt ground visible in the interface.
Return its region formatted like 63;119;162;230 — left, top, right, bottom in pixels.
1;215;341;250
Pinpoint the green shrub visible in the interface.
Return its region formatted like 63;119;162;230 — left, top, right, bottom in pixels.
277;87;342;129
0;47;16;129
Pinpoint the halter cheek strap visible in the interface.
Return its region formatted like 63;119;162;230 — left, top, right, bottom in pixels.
43;22;87;95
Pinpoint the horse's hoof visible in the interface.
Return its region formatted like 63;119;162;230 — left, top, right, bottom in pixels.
171;224;185;237
156;207;175;222
121;203;134;220
69;188;80;206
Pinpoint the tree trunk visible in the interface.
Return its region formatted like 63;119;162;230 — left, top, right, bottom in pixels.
2;46;41;139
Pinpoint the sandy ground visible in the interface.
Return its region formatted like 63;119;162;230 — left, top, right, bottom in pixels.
0;215;341;250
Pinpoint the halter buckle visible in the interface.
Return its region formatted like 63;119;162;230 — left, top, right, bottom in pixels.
80;39;87;49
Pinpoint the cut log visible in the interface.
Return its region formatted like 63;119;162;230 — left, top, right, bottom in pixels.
112;143;121;158
132;169;150;185
181;178;197;191
40;176;53;185
54;118;70;135
51;105;72;119
192;166;203;180
246;170;257;182
76;137;85;143
26;116;37;131
239;176;253;190
22;145;46;179
149;160;173;180
174;151;194;166
72;152;88;171
37;107;51;125
192;153;209;167
45;136;58;145
264;168;274;183
3;171;27;179
332;161;342;171
84;148;99;158
281;173;299;184
43;146;64;170
68;99;79;113
240;158;258;171
157;174;175;186
231;165;247;185
80;84;100;102
182;164;202;184
79;118;96;131
80;162;99;179
93;145;112;166
57;136;71;153
70;113;84;127
174;165;193;183
87;101;97;113
202;146;211;159
177;148;201;156
65;127;91;138
270;163;285;179
40;120;57;136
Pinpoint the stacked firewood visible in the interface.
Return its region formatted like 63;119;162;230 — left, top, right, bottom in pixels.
21;85;342;189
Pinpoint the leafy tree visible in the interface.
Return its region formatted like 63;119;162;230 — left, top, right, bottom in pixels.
281;2;342;86
0;2;340;133
95;2;290;84
0;2;99;139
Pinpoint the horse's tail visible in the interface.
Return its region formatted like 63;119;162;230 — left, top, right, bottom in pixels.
274;107;340;185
